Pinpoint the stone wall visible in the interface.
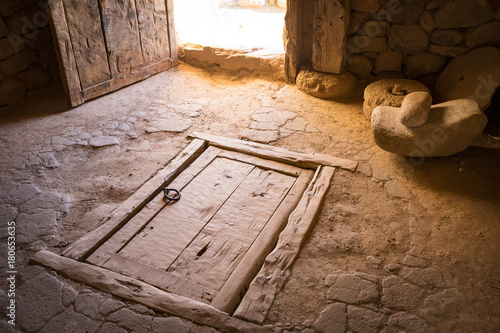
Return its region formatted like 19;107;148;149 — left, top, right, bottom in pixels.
344;0;500;88
0;0;60;112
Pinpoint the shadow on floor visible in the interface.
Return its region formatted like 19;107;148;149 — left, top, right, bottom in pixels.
0;83;70;122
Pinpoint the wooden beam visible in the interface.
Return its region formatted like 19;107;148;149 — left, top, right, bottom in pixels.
234;166;335;323
190;132;358;171
31;251;273;333
103;254;217;304
211;169;314;314
62;139;207;261
218;150;303;177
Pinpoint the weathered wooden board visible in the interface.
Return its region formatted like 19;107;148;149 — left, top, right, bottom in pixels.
103;254;217;304
47;0;83;106
61;0;111;89
136;0;171;65
166;0;178;62
211;169;314;313
234;166;335;323
284;0;300;83
190;132;358;171
117;158;255;269
63;139;207;261
218;150;302;177
168;168;296;291
81;59;173;102
86;146;224;266
31;250;273;333
312;0;349;74
100;0;143;76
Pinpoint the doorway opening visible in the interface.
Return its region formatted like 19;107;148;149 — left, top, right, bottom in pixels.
173;0;286;55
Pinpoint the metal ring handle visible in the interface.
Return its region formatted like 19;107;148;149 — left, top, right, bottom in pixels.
163;187;181;201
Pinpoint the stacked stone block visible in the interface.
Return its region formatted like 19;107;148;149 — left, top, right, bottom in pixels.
0;0;59;112
345;0;500;83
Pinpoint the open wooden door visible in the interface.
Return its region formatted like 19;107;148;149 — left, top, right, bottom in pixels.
48;0;178;107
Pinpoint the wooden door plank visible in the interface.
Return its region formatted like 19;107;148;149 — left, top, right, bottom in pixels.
81;58;173;102
136;0;171;65
166;0;178;63
62;0;111;89
31;251;273;333
218;150;302;177
191;132;358;171
86;146;222;266
104;254;217;304
312;0;348;74
47;0;83;106
63;139;207;261
234;166;335;323
211;169;314;314
169;168;297;291
284;0;300;83
100;0;143;77
117;158;255;270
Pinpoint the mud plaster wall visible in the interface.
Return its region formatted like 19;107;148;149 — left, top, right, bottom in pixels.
0;0;60;112
302;0;500;89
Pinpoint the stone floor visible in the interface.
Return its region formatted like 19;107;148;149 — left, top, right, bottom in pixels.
0;64;499;332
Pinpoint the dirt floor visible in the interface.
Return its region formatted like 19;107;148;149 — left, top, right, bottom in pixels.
1;63;499;332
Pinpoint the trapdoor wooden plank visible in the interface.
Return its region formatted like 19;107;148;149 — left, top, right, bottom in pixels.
117;157;255;269
168;168;297;291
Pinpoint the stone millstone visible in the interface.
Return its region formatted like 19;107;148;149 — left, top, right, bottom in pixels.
371;99;488;157
400;92;432;127
363;79;430;120
296;69;356;99
434;47;500;111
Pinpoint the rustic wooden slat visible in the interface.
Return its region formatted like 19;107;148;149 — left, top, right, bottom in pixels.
31;251;273;333
191;132;358;171
47;0;83;106
104;254;217;304
81;58;173;102
211;169;314;314
284;0;300;83
118;158;255;270
312;0;348;74
218;150;302;177
165;0;178;63
234;166;336;323
63;139;207;261
62;0;111;89
100;0;143;77
169;168;297;291
86;146;222;266
136;0;171;65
